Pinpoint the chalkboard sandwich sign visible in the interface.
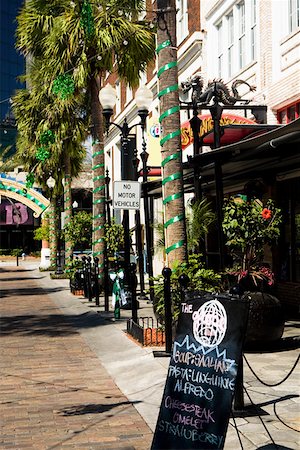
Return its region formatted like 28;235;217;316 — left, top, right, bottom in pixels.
151;292;249;450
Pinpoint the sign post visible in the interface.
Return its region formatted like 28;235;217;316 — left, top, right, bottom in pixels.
151;293;249;450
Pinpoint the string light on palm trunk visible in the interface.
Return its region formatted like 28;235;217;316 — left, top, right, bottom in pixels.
92;141;105;263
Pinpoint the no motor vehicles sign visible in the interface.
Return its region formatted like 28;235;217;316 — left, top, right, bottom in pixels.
113;181;141;210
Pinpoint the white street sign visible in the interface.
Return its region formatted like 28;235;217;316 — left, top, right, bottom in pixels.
113;181;141;210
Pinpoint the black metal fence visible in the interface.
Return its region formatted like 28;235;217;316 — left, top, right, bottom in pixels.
127;317;165;346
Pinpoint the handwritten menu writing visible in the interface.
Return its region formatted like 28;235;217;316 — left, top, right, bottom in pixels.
151;293;249;450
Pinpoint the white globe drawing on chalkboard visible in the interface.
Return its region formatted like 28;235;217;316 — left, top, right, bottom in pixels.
192;300;227;348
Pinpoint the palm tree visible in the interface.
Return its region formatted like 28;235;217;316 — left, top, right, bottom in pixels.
16;0;155;279
12;63;88;269
186;199;216;254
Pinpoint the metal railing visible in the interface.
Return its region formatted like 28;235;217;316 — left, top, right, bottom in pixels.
127;317;165;346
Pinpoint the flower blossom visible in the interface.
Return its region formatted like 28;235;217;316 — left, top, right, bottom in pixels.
261;208;272;220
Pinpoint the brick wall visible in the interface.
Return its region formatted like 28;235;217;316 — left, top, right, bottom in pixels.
258;0;273;90
188;0;200;33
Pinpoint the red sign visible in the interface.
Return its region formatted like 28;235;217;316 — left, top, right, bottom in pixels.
181;114;256;149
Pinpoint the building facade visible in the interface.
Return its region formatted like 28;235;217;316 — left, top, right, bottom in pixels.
200;0;300;309
101;0;300;311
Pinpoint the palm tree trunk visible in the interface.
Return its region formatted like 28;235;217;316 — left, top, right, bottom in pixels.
64;154;73;270
90;74;105;281
156;0;187;267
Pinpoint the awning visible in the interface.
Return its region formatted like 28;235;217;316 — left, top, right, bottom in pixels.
144;118;300;197
201;124;279;146
186;117;300;191
189;117;300;165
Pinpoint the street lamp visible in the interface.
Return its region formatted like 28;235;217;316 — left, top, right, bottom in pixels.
46;176;63;275
99;83;153;320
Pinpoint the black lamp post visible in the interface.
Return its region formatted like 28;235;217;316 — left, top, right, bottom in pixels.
104;169;111;225
99;84;153;318
140;134;154;303
47;176;63;275
132;148;147;299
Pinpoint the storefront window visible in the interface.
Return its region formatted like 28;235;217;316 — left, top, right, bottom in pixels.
278;102;300;124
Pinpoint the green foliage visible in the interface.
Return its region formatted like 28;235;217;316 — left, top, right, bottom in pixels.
222;196;282;285
0;249;13;256
10;248;23;257
153;198;215;255
186;198;216;252
64;211;92;249
223;197;282;262
50;272;71;279
104;218;125;258
33;223;50;241
29;251;41;257
152;254;222;323
66;257;83;280
153;219;165;255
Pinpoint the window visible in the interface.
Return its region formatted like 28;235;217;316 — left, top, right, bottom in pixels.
213;1;257;78
227;13;234;77
176;0;188;44
217;22;223;78
250;0;257;60
277;102;300;124
238;1;246;69
289;0;300;33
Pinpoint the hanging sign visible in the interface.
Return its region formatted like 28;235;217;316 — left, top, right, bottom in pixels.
151;293;249;450
181;114;256;149
113;181;141;210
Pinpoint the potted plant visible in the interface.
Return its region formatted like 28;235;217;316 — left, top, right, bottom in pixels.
222;195;284;345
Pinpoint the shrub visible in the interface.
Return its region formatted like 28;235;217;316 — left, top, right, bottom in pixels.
64;211;92;250
152;254;222;323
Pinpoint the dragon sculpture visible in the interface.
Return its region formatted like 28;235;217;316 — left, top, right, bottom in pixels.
181;73;256;106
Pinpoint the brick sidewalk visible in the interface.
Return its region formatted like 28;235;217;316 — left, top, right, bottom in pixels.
0;266;153;449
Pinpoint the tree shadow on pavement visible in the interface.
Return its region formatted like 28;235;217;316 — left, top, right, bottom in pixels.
0;311;109;336
58;400;141;416
0;267;37;273
1;277;46;282
0;286;68;298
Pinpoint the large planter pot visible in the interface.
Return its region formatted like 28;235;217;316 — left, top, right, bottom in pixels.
242;291;285;346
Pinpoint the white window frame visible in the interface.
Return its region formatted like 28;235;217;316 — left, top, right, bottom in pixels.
289;0;300;33
227;12;234;77
212;0;257;79
237;1;246;70
217;21;223;78
176;0;188;44
250;0;257;61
